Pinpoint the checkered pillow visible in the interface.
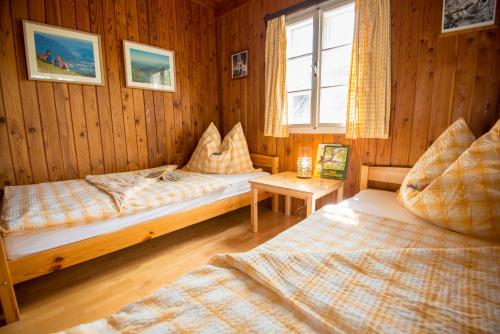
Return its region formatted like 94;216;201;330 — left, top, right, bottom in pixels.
399;119;500;241
399;119;475;201
184;122;256;174
184;123;221;172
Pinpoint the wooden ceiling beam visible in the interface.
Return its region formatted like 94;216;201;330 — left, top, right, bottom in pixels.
189;0;253;17
190;0;221;9
214;0;253;17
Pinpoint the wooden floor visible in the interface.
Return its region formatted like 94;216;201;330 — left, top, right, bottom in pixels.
0;206;301;334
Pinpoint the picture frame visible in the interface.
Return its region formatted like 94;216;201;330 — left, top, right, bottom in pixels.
320;144;350;180
23;20;104;85
231;50;248;79
123;40;176;92
441;0;498;34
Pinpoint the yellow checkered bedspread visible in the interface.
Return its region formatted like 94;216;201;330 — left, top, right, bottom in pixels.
1;170;228;234
61;206;499;333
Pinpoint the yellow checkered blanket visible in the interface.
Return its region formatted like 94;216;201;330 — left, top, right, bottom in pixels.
61;206;499;333
1;169;228;234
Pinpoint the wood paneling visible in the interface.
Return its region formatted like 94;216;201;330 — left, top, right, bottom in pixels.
1;0;498;201
216;0;500;206
0;0;218;189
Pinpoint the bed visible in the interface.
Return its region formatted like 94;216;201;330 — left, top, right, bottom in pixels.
0;153;279;324
60;165;499;333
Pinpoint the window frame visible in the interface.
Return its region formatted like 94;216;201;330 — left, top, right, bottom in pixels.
285;0;354;134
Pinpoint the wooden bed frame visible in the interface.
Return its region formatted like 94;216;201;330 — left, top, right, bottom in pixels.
359;165;411;191
0;153;279;324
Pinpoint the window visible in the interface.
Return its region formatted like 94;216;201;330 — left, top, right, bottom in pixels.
286;1;355;133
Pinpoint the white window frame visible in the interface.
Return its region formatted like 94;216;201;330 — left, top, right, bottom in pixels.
286;0;354;134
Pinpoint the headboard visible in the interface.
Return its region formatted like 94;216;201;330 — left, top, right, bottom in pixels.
250;153;279;174
359;165;411;191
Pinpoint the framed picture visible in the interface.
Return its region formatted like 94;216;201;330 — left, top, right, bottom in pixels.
442;0;497;34
23;20;104;85
123;40;176;92
320;144;350;180
231;50;248;79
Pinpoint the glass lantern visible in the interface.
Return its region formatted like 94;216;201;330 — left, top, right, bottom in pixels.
297;147;312;179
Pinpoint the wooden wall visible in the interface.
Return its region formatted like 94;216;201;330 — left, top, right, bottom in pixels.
1;0;498;202
216;0;500;205
0;0;218;188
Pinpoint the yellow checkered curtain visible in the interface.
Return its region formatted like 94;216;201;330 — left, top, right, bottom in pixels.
264;16;289;138
346;0;391;139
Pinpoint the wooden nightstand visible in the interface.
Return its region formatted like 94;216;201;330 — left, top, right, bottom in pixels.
249;171;344;232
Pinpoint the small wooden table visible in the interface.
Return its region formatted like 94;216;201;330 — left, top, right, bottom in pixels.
249;171;344;232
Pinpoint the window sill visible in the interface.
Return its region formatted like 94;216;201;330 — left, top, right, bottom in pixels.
288;126;346;134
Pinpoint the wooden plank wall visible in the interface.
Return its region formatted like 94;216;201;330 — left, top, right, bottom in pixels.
0;0;219;189
216;0;500;212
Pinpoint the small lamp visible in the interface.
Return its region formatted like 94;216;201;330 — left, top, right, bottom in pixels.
297;147;312;179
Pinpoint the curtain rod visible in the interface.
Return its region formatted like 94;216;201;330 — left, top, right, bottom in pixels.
263;0;330;22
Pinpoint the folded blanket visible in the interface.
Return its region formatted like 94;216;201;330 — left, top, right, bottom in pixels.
61;246;500;333
215;247;500;333
1;169;229;234
85;166;177;210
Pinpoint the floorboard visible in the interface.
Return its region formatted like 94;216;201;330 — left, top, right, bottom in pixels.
0;206;301;333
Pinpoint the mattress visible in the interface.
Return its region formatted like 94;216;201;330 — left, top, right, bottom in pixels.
4;171;269;260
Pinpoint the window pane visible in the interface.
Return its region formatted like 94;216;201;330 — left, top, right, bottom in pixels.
319;86;348;124
321;45;352;87
322;3;355;49
286;55;312;92
286;18;313;58
288;91;311;124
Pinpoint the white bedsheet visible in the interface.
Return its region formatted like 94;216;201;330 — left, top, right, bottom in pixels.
4;172;269;260
338;189;428;225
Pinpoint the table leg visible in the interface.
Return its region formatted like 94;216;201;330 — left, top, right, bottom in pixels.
251;185;258;233
337;185;344;203
306;195;315;216
272;193;279;213
285;196;291;216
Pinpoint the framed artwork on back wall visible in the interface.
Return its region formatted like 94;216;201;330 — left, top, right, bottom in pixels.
442;0;498;34
23;20;104;85
123;40;176;92
231;50;248;79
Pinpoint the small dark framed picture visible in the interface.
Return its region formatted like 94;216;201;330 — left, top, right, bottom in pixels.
231;50;248;79
442;0;498;34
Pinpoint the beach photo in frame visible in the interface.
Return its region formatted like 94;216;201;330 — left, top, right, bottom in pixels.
23;20;104;85
123;40;176;92
320;144;350;180
231;50;248;79
442;0;497;34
